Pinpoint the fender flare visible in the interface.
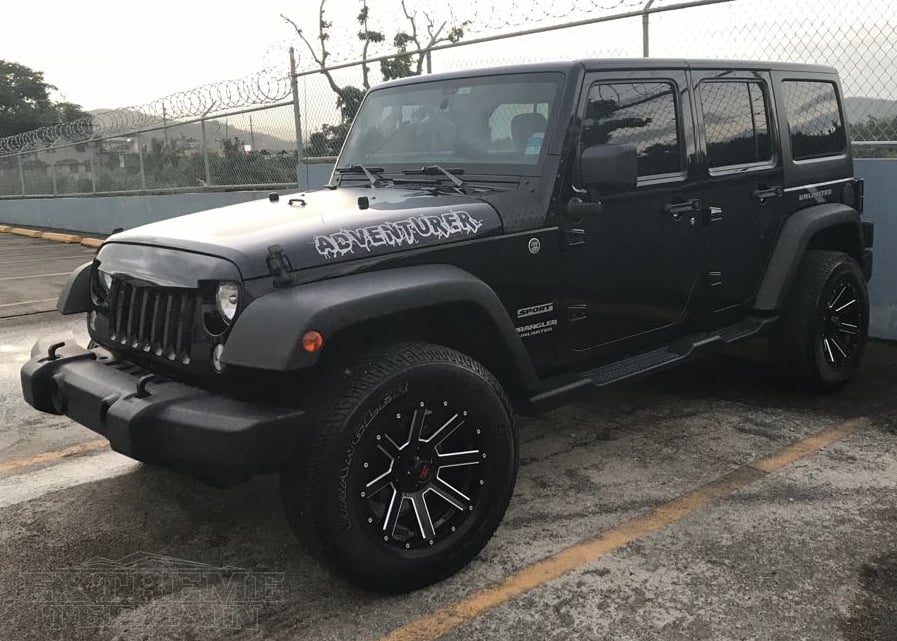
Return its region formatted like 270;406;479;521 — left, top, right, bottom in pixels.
754;203;862;311
57;262;93;315
222;264;540;387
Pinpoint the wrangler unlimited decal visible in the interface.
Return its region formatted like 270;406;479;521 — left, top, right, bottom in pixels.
314;211;484;259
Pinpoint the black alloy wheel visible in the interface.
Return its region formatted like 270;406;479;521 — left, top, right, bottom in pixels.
281;342;518;592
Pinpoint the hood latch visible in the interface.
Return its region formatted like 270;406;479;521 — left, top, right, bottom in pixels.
266;245;294;287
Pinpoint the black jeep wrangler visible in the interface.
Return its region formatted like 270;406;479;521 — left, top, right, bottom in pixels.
22;59;872;592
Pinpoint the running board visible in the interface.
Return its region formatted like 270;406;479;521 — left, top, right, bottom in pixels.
530;316;777;411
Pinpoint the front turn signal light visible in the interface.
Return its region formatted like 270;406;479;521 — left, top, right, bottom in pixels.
301;330;324;353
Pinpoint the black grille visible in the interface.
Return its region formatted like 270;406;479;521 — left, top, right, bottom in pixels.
108;279;196;363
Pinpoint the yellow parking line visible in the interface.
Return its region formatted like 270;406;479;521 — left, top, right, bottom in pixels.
0;439;108;474
377;417;869;641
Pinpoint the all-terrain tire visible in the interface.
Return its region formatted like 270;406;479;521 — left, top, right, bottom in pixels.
772;250;868;391
280;341;518;592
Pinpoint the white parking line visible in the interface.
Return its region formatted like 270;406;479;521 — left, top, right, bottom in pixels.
0;272;69;281
0;298;56;308
0;450;140;509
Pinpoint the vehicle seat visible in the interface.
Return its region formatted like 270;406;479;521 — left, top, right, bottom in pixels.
511;112;548;152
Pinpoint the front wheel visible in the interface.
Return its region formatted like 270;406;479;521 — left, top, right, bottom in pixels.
772;250;869;391
281;342;518;592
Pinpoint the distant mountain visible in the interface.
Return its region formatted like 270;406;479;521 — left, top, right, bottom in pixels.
89;108;295;153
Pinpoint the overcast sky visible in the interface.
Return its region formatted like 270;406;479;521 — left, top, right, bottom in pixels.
3;0;895;114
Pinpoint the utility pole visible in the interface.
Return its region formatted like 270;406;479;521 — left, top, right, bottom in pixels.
249;114;256;151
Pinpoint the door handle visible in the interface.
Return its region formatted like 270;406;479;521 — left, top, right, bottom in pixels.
752;186;784;204
664;198;701;221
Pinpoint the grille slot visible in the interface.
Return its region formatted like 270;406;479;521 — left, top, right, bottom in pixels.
108;279;196;363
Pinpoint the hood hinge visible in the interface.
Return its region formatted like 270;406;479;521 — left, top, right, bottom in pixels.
266;245;294;287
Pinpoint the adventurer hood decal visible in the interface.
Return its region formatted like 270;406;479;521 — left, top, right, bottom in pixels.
314;210;483;259
107;186;502;279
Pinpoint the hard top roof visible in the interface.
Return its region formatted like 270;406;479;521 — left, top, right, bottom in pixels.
375;58;838;89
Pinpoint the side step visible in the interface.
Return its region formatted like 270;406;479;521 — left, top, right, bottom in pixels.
530;316;777;411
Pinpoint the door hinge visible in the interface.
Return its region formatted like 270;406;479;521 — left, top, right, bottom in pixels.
565;228;587;247
567;304;588;322
707;271;723;287
707;206;723;223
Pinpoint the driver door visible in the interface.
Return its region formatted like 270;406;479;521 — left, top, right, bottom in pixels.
562;70;702;358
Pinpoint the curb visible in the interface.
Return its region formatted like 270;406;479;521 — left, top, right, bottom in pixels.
10;228;42;238
1;226;103;248
41;232;83;244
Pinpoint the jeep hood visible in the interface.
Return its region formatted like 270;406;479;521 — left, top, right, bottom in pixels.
107;186;503;279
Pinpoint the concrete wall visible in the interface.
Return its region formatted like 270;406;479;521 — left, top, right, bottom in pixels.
855;159;896;340
0;191;270;235
0;162;335;236
1;159;894;338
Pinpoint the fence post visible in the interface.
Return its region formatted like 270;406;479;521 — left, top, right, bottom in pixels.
289;47;305;190
201;115;212;188
642;0;655;57
89;140;97;193
50;157;57;196
17;152;26;196
137;131;146;190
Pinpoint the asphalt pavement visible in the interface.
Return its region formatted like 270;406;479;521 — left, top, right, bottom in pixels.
0;235;94;318
0;234;897;641
0;238;896;641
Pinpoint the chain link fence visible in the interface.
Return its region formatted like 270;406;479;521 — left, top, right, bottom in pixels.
1;0;896;198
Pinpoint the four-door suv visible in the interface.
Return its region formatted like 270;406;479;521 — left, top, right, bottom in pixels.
22;59;872;592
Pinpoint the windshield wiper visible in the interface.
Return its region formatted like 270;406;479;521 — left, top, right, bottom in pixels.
334;164;388;188
402;165;468;193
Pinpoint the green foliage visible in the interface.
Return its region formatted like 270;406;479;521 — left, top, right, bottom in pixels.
0;60;90;138
298;1;470;157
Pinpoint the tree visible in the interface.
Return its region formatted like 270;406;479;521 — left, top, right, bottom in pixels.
0;60;90;139
282;1;469;155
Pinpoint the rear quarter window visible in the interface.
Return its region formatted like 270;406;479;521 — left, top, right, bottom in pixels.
782;80;846;160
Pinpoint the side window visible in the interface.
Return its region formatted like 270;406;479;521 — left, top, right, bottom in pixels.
699;81;772;169
782;81;846;160
582;81;682;178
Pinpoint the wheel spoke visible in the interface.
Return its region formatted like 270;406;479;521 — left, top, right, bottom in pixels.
410;492;436;540
823;338;836;364
431;476;472;511
834;298;857;313
408;406;427;444
424;412;464;446
377;434;402;460
382;488;403;536
437;449;482;468
829;285;846;310
365;463;394;496
838;322;859;335
830;336;848;359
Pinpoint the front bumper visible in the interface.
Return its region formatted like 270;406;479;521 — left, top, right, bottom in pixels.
21;337;306;482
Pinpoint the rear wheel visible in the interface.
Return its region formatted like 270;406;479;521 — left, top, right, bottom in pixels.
772;250;868;391
281;342;518;592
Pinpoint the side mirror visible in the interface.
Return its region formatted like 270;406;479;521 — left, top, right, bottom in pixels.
579;143;638;194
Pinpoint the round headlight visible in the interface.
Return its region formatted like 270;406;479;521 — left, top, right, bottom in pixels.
92;267;113;302
215;282;240;324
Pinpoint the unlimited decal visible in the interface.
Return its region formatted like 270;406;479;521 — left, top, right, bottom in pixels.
314;211;483;259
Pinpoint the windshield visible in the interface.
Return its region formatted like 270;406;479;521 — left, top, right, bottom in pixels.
338;72;564;174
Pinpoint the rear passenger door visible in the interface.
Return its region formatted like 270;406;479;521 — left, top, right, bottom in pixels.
693;69;785;322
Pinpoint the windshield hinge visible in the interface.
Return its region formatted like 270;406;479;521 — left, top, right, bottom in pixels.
266;244;294;287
